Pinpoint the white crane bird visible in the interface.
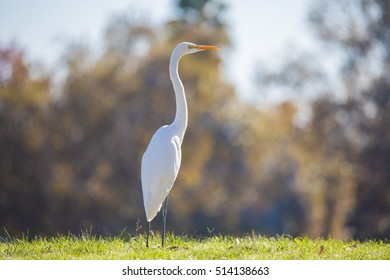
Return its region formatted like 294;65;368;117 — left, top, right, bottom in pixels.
141;42;219;247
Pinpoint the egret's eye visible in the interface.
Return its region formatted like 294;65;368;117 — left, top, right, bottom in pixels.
188;45;197;49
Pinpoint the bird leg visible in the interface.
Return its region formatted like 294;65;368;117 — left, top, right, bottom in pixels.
161;196;168;247
146;221;151;248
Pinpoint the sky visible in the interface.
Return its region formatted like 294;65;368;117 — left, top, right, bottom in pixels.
0;0;316;102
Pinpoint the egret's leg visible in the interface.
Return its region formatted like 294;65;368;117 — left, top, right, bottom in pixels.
146;221;151;248
161;196;168;247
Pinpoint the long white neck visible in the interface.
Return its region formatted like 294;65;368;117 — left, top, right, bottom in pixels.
169;50;188;143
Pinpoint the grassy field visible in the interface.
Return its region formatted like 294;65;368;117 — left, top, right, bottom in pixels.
1;233;389;260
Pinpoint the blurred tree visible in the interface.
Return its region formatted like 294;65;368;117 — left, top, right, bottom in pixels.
0;44;51;235
169;0;230;46
44;22;158;234
310;0;390;239
256;50;356;238
176;0;227;27
254;0;390;239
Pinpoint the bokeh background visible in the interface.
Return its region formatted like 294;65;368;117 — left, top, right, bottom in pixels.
1;0;389;240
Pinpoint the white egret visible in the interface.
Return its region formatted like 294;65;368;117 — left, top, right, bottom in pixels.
141;42;219;247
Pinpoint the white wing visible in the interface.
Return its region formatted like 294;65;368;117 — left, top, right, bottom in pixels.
141;125;182;222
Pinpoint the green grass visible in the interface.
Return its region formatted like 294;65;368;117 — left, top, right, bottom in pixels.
1;233;389;260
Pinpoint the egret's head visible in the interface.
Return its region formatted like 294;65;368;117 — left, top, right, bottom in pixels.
174;42;220;57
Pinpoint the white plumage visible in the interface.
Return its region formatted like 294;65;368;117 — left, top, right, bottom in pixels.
142;125;181;222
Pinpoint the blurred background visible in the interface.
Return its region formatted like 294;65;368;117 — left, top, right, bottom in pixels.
1;0;389;240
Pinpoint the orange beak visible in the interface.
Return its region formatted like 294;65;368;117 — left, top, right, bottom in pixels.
196;44;220;51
